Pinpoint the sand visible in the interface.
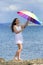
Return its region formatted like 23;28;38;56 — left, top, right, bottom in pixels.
0;58;43;65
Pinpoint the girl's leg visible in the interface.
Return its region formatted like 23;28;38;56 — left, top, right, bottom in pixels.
14;43;23;60
17;44;23;60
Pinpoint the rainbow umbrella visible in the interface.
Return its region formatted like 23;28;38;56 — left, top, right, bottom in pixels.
17;10;42;25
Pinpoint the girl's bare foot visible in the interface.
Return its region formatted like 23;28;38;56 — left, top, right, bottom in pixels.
14;57;18;61
18;58;22;61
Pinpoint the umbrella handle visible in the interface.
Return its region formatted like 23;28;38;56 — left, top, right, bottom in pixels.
27;17;31;20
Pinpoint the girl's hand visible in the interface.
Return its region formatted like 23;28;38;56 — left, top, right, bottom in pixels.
21;17;30;29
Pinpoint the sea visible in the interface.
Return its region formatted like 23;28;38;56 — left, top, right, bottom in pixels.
0;23;43;61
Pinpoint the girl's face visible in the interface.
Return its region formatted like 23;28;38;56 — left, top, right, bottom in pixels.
16;19;20;25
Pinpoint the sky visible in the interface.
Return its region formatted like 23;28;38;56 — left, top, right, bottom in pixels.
0;0;43;24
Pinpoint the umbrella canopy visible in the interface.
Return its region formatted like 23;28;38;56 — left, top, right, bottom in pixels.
17;10;42;25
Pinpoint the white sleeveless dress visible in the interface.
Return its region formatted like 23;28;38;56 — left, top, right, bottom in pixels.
15;25;23;44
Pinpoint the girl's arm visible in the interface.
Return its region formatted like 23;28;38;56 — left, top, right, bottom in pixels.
21;20;29;29
13;26;22;34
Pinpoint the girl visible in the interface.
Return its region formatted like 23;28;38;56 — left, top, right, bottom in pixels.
11;18;29;61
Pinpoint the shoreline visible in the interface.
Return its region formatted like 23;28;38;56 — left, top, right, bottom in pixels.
0;58;43;65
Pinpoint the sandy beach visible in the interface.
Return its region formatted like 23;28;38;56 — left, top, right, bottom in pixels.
0;58;43;65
